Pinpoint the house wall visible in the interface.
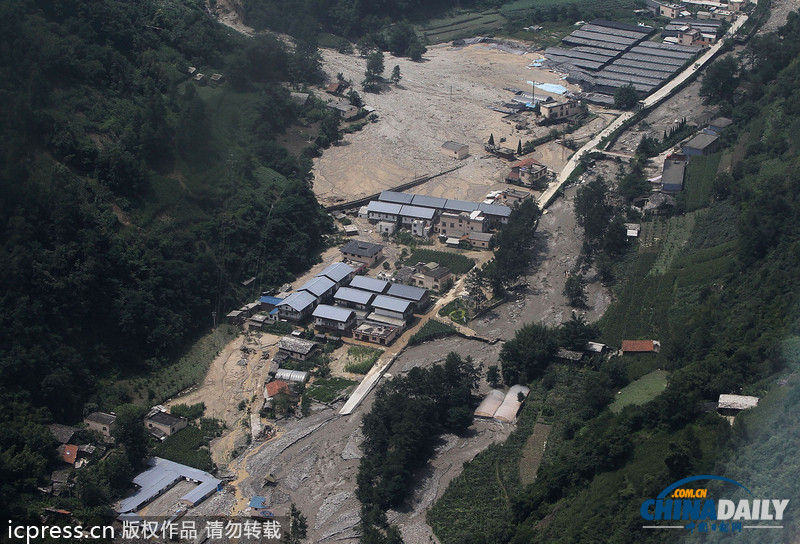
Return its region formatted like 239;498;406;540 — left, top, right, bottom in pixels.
353;328;398;345
85;420;115;437
373;307;411;321
368;211;399;223
342;251;382;267
315;316;355;331
469;238;490;249
146;418;187;437
435;213;485;237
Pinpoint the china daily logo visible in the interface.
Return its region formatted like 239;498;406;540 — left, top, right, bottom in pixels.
640;475;789;534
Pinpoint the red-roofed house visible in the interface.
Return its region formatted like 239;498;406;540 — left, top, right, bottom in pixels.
506;157;548;186
265;380;290;399
60;444;78;465
621;340;660;353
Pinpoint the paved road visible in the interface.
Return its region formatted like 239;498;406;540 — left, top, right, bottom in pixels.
537;14;748;209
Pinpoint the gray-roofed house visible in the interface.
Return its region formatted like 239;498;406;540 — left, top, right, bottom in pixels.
661;153;687;192
682;133;720;156
411;262;453;291
387;282;429;310
118;457;222;513
317;262;356;287
50;424;79;444
340;240;385;267
144;409;187;440
298;276;336;301
399;205;437;225
84;412;117;438
411;194;448;209
349;275;390;294
441;141;470;159
367;201;402;223
276;291;318;321
708;116;733;134
277;337;318;361
717;394;759;420
469;231;494;249
371;295;414;321
312;304;356;332
379;190;415;204
334;286;375;310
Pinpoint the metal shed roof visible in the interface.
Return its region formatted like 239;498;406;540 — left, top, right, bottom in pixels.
379;190;414;204
387;283;427;302
399;205;437;220
318;262;355;283
298;276;335;297
278;291;317;312
313;304;354;322
367;200;402;215
371;295;413;313
349;275;390;293
478;203;512;217
411;194;448;209
444;199;480;213
683;132;719;151
340;240;384;257
334;286;375;305
275;368;310;383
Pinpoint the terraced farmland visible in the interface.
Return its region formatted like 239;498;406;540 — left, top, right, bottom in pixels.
418;11;505;43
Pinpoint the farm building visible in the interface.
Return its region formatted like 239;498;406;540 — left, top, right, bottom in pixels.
144;409;187;440
353;321;400;345
276;291;318;321
440;141;470;159
661;153;687;192
717;394;759;417
367;201;402;223
312;304;356;332
277;337;318;361
265;380;289;400
371;295;414;321
621;340;661;353
707;116;733;134
540;99;582;120
682;133;720;155
340;240;385;267
349;275;391;294
334;286;375;310
469;231;493;249
543;19;700;102
493;385;531;423
386;282;429;310
117;457;222;514
317;262;356;287
84;412;116;437
298;276;336;301
274;368;310;383
474;389;506;418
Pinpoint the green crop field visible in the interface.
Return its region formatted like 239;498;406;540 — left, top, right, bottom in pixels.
418;11;505;43
682;152;722;211
609;369;668;413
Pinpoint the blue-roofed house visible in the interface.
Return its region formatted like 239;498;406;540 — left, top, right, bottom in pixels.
317;262;356;287
387;283;429;310
371;295;414;321
259;296;284;313
334;286;375;310
298;276;336;301
276;291;318;321
349;275;390;294
312;304;356;332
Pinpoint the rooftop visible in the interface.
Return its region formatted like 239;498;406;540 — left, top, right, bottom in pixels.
441;141;468;151
367;200;403;215
274;368;310;383
349;275;390;293
118;457;221;513
312;304;355;322
318;262;355;283
371;295;413;313
298;276;336;297
718;394;759;411
469;232;493;242
399;204;437;220
265;380;290;398
334;286;376;305
355;321;399;338
710;116;733;128
85;411;116;427
379;190;414;204
340;240;385;258
146;410;185;427
277;336;317;355
683;132;719;150
387;282;428;302
49;424;78;444
621;340;656;352
277;291;317;312
259;296;284;306
411;194;448;209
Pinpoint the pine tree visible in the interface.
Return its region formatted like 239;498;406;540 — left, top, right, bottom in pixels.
488;133;495;146
391;65;401;85
517;139;523;155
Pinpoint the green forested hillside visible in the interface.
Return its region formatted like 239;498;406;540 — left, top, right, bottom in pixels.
0;0;335;518
431;12;800;544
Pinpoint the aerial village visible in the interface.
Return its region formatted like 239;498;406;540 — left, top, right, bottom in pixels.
38;0;766;536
